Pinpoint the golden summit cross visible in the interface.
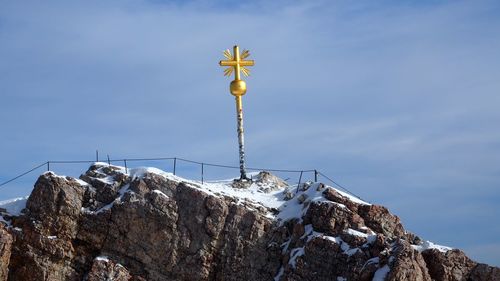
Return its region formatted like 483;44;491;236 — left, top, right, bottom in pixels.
220;46;255;82
219;45;255;181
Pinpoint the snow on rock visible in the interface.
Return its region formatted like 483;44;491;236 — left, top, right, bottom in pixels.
80;163;372;223
43;171;89;186
347;228;369;238
273;267;285;281
152;189;169;198
94;256;109;262
87;255;131;281
288;247;305;268
412;240;452;253
9;163;450;255
82;184;131;215
1;162;480;281
372;264;390;281
252;171;288;192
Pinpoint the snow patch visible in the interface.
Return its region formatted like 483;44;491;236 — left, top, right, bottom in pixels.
372;265;390;281
95;256;109;262
289;247;305;268
74;178;89;186
412;240;452;253
346;228;368;238
153;189;169;198
273;266;284;281
84;184;131;215
333;187;369;205
301;224;361;257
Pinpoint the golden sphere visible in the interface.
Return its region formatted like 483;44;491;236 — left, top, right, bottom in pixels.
230;79;247;96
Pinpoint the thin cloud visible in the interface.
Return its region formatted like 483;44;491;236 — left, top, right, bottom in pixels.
0;0;499;266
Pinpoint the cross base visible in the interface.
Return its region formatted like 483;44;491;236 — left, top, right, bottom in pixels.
232;177;253;189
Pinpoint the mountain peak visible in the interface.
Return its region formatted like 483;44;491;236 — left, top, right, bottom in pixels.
0;163;498;280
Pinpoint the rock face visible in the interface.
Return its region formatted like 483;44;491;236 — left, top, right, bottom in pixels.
0;164;498;281
0;224;13;281
86;257;133;281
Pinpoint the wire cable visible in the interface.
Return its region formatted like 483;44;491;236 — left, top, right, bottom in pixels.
317;171;368;203
0;162;48;188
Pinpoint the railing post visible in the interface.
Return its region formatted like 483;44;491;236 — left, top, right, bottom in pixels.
296;171;303;193
124;159;128;174
314;170;318;182
173;158;177;175
96;150;99;162
47;161;50;172
201;163;204;184
107;155;111;165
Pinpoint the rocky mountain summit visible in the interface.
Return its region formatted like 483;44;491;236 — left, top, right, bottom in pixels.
0;163;498;281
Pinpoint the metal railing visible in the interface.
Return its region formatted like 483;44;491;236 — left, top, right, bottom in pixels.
0;156;366;202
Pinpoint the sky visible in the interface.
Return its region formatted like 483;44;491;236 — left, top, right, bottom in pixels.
1;0;499;266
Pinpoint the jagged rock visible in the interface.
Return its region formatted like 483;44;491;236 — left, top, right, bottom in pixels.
277;228;380;281
253;171;288;192
299;182;312;191
283;188;294;201
470;263;500;281
86;257;132;281
0;224;13;281
316;183;326;191
1;163;498;281
303;201;358;235
323;187;360;212
24;172;85;239
422;248;480;281
358;204;405;239
231;179;253;189
296;193;308;203
8;172;86;280
386;240;432;281
80;164;128;205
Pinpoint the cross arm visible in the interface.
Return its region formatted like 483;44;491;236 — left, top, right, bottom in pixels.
219;60;255;66
239;60;255;66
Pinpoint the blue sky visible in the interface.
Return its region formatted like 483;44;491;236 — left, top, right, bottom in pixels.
1;0;499;266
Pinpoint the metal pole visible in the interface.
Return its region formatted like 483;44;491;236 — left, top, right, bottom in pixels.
47;161;50;172
235;95;247;180
314;170;318;182
173;158;177;175
107;155;110;165
124;159;128;174
96;150;99;162
219;45;254;182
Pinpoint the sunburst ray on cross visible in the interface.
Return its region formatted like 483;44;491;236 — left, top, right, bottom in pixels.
220;48;254;79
